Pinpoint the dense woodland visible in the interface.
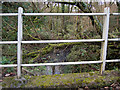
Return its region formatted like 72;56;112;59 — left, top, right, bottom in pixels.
1;1;120;76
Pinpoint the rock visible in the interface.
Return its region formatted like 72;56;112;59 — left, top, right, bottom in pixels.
115;86;120;90
84;86;89;90
104;86;109;90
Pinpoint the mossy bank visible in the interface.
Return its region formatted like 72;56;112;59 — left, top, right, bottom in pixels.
2;70;120;89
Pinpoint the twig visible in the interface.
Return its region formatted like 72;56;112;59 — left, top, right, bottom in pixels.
3;19;17;30
22;68;35;76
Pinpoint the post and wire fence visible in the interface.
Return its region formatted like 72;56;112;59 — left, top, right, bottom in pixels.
0;7;120;78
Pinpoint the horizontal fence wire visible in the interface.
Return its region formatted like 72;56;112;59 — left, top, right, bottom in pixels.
22;39;104;44
21;61;103;67
111;13;120;15
0;13;120;16
0;41;18;44
0;64;17;67
106;59;120;62
108;38;120;41
0;13;18;16
0;38;120;44
23;13;106;16
1;59;120;67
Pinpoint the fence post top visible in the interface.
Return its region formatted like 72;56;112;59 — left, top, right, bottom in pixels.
18;7;23;9
104;7;110;13
18;7;23;13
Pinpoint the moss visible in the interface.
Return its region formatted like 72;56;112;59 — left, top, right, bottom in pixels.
2;70;120;88
89;72;94;76
24;75;31;80
14;42;84;62
49;42;82;47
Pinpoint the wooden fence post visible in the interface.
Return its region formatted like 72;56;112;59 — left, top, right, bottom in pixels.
100;7;110;75
17;7;23;78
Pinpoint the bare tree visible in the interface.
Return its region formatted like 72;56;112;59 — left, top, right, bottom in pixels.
54;1;103;36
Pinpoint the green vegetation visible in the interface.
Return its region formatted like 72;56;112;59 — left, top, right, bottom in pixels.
2;70;120;88
1;2;120;76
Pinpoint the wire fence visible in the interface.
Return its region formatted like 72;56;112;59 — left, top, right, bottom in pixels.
0;7;120;78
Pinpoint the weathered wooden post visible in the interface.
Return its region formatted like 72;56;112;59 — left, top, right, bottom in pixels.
100;7;110;74
17;7;23;78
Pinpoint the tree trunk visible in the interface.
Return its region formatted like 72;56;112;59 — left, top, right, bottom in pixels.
54;2;102;36
117;2;120;30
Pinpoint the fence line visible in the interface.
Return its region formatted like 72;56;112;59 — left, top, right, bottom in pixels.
0;13;120;16
0;7;120;78
0;38;120;45
0;38;120;44
0;13;18;16
1;59;120;68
